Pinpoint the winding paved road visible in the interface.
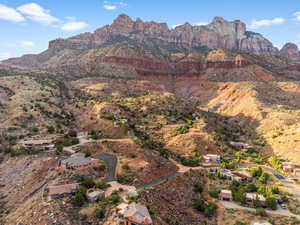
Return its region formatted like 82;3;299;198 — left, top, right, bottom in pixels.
93;153;117;182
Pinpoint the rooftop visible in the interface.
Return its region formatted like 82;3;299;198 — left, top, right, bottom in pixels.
61;153;92;167
246;193;266;201
251;221;272;225
123;203;153;225
48;183;79;196
20;139;53;145
220;190;232;195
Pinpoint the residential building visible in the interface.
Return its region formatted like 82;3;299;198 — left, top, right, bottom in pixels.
20;139;53;149
294;168;300;178
202;154;221;167
246;193;266;206
48;183;79;199
283;162;295;173
230;141;253;149
251;221;272;225
231;172;252;182
118;202;153;225
86;189;105;202
60;153;99;169
219;190;232;201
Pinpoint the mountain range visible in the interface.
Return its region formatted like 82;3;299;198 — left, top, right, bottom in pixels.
2;14;300;70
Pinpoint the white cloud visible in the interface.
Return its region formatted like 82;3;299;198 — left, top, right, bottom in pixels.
61;21;88;32
0;52;11;61
119;2;128;7
6;40;35;49
249;17;285;29
294;12;300;21
0;4;25;22
17;3;59;25
103;5;117;10
193;22;208;26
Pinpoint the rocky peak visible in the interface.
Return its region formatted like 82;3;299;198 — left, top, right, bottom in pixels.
279;43;300;61
110;14;135;34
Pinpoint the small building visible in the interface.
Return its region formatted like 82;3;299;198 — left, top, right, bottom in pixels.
86;189;105;202
232;172;252;182
219;190;232;201
220;169;235;180
251;221;272;225
230;141;253;149
118;203;153;225
60;153;99;169
20;139;53;149
204;154;221;163
202;154;221;167
246;193;266;206
48;183;79;199
282;162;295;173
294;168;300;178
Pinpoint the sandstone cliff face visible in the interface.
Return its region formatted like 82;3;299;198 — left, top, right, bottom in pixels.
48;14;278;56
280;43;300;61
3;14;298;74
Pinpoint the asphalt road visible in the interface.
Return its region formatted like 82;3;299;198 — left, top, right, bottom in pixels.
136;172;180;190
93;153;117;182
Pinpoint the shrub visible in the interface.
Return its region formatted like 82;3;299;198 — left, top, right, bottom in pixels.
259;172;270;184
194;183;203;193
68;130;77;137
193;197;206;212
245;183;257;192
204;202;218;218
266;196;277;210
80;176;95;189
256;208;267;217
209;188;220;199
250;166;262;178
95;207;105;219
72;188;86;207
84;151;91;157
117;172;135;185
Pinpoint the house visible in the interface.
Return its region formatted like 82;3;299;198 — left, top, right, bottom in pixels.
282;162;295;173
86;189;105;202
48;183;79;199
246;193;266;206
60;153;99;169
230;141;253;149
220;169;235;180
251;221;272;225
219;190;232;201
202;154;221;167
20;139;53;149
231;172;252;182
118;203;153;225
294;168;300;178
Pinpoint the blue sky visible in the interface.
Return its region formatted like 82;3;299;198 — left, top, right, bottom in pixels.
0;0;300;60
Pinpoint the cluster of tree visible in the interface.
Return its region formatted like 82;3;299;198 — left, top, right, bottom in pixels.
193;197;218;218
269;155;282;170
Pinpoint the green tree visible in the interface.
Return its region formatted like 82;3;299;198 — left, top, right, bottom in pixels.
250;166;262;178
193;198;206;212
269;155;282;170
235;152;244;163
256;208;267;217
194;183;203;193
259;172;270;184
204;202;218;218
266;196;277;210
72;189;86;207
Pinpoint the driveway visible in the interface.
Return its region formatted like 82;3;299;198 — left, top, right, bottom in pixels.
220;200;300;219
93;153;117;182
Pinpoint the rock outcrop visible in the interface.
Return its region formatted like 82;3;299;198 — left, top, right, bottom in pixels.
49;14;278;56
280;43;300;61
